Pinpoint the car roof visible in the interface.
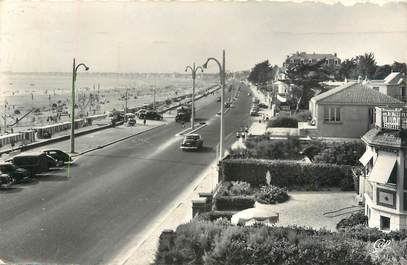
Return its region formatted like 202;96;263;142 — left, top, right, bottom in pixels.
186;133;200;137
14;152;44;157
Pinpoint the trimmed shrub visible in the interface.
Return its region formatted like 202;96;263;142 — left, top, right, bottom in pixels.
155;221;383;265
255;185;289;204
214;196;255;211
336;211;368;229
268;116;298;128
313;141;365;166
218;181;252;196
229;136;303;160
340;225;407;242
220;159;353;191
229;181;252;196
196;211;236;221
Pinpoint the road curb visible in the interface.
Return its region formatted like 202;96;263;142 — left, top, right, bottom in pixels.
77;124;167;156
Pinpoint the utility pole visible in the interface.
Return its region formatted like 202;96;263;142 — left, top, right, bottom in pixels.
153;88;156;110
3;101;7;134
203;49;226;160
124;88;128;117
185;63;204;130
70;58;89;153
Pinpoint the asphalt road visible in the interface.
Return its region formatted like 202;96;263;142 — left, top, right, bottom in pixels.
0;84;252;264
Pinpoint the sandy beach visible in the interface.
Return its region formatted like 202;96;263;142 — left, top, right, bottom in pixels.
0;72;218;131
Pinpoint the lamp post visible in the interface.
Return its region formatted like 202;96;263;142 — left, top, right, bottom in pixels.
203;49;226;160
185;63;204;130
70;58;89;153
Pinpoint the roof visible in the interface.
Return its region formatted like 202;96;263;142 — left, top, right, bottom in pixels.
310;82;405;106
362;128;407;148
384;72;405;85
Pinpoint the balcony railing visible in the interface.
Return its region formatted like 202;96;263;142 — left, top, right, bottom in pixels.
376;107;407;130
396;95;407;102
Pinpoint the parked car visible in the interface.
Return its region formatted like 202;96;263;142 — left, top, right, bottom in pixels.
7;152;56;175
139;111;163;120
181;134;203;151
224;102;231;108
136;109;147;118
0;162;31;183
250;109;259;116
127;118;137;127
42;149;73;165
0;173;14;187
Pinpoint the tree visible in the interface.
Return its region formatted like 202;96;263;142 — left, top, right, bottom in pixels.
391;61;407;74
284;60;330;111
355;53;377;79
248;60;274;85
373;64;392;79
339;58;357;80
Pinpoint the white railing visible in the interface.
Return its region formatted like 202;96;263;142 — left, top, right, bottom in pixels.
376;107;407;130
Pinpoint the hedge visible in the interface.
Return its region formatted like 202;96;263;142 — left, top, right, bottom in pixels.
154;221;386;265
214;196;255;211
195;211;236;221
268;116;298;128
220;159;354;190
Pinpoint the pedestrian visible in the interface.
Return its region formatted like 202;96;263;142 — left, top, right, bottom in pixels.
143;118;146;125
182;121;185;128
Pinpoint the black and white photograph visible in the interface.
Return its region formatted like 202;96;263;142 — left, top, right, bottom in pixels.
0;0;406;264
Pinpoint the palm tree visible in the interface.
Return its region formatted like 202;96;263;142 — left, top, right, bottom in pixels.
356;53;377;79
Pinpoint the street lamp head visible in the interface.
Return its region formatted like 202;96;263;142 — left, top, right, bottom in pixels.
85;66;90;71
202;61;208;69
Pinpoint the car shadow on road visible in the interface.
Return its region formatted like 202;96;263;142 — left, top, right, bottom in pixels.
0;187;23;193
35;174;70;182
16;178;39;186
200;146;215;153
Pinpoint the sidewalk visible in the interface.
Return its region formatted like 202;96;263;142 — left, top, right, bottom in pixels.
111;160;219;265
0;120;166;161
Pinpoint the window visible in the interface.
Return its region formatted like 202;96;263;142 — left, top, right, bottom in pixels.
369;108;374;124
324;106;341;122
380;216;390;230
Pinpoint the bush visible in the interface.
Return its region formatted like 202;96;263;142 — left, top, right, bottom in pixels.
195;211;236;222
229;181;252;196
336;211;368;229
313;141;365;166
255;185;289;204
340;225;407;242
229;136;303;160
155;221;383;265
268;116;298;128
220;159;354;191
214;196;255;211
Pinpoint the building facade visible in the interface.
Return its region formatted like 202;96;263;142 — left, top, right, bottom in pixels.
283;51;341;68
307;82;405;138
367;72;406;102
359;107;407;231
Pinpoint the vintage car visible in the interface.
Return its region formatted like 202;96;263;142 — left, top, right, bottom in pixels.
180;134;203;151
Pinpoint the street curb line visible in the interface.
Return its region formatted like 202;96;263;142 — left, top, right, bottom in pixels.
76;124;166;156
175;123;207;137
114;159;219;265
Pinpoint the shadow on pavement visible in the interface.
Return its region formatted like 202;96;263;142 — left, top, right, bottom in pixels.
199;146;215;153
16;178;39;186
35;174;70;182
0;187;24;193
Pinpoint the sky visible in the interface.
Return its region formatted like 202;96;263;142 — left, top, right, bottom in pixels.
0;0;406;73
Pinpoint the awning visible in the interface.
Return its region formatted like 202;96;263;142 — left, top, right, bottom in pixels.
359;148;374;166
276;94;287;103
369;152;397;184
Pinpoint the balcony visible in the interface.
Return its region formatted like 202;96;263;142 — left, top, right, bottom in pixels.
376;107;407;131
